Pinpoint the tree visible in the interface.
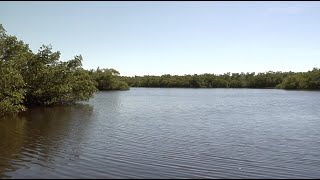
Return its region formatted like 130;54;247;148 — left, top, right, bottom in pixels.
0;24;97;114
0;61;26;114
90;68;129;90
23;47;97;106
0;24;27;114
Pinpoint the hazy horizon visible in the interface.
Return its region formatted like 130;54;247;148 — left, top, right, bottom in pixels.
1;1;320;76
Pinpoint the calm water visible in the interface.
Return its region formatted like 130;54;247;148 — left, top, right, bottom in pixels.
1;88;320;179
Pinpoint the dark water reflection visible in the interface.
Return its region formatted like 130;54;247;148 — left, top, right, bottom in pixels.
0;104;94;178
1;88;320;178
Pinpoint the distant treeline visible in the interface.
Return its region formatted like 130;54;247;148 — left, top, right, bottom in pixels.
1;23;320;115
120;69;320;89
89;68;129;91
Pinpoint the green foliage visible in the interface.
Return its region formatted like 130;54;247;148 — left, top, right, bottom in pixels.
22;47;98;106
277;69;320;90
124;70;320;90
0;25;27;114
0;61;26;114
90;68;129;91
0;24;97;115
276;74;304;89
307;68;320;89
2;23;320;115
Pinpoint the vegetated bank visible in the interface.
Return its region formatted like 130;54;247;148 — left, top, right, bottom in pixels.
120;69;320;89
1;23;319;115
0;24;128;115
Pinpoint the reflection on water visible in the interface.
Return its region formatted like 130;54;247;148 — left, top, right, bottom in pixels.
0;115;27;178
1;89;320;178
0;104;94;178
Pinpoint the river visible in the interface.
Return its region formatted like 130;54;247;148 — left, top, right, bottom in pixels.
1;88;320;178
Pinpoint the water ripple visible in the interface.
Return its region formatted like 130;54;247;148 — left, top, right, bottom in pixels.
1;89;320;178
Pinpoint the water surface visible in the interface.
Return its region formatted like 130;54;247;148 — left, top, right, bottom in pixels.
1;88;320;178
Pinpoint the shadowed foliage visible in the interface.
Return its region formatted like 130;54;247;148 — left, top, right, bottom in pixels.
121;70;320;90
0;24;97;115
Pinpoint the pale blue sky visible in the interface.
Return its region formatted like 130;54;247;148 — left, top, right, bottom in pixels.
1;1;320;76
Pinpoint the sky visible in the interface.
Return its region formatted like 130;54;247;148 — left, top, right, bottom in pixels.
1;1;320;76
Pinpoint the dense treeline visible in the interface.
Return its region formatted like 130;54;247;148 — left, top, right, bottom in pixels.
89;68;129;91
1;24;320;115
121;69;320;90
0;24;128;115
276;69;320;89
